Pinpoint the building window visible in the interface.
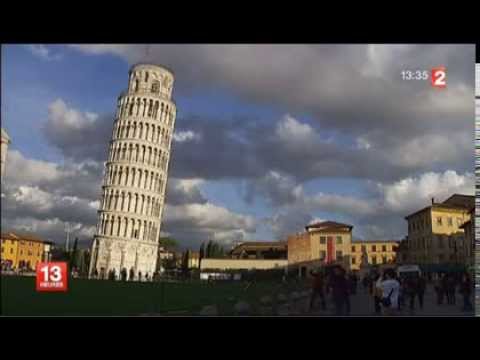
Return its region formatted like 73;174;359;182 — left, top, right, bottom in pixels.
351;257;356;265
361;245;366;253
382;245;387;252
1;247;3;253
438;254;444;262
438;235;444;249
20;251;23;255
382;256;387;263
437;217;442;225
351;246;356;252
28;251;32;256
336;251;343;260
372;245;376;252
151;81;160;93
319;250;326;260
336;236;342;244
447;217;453;227
10;248;13;254
320;236;326;244
372;256;377;265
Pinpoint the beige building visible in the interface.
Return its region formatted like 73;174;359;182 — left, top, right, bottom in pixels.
1;128;11;179
459;207;475;269
404;194;474;267
288;221;353;276
350;240;399;271
230;241;287;259
200;258;288;271
89;63;177;280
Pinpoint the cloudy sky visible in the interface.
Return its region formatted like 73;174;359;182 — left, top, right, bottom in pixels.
1;44;476;249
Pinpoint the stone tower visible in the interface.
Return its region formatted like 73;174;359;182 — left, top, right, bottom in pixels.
1;128;11;179
89;63;176;280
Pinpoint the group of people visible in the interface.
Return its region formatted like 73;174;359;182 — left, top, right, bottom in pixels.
367;271;425;315
309;266;474;316
433;273;473;311
309;265;357;316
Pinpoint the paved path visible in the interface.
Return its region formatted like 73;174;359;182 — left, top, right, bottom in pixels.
303;285;474;317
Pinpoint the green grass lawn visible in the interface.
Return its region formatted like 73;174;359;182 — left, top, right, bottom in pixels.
1;276;300;316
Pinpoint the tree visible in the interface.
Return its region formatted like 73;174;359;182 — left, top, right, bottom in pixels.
211;242;218;258
199;242;205;260
69;237;79;270
206;241;213;258
159;237;178;250
183;250;190;269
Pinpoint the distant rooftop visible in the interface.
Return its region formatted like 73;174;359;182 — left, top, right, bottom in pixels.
305;221;353;232
405;194;474;219
1;231;48;243
352;239;400;243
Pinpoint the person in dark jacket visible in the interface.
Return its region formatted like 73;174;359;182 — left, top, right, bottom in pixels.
459;273;473;311
309;269;326;311
349;273;358;295
372;274;382;315
406;276;418;312
326;266;350;316
434;273;445;305
446;274;456;305
417;275;426;310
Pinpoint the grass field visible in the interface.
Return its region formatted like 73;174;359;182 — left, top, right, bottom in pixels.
1;275;295;316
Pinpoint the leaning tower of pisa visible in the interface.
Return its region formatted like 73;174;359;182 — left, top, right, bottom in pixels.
89;63;176;280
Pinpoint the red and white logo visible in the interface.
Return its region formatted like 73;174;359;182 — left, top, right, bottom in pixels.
431;66;447;88
36;262;68;292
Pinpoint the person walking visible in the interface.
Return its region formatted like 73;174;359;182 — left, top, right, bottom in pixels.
326;266;350;316
446;274;456;305
434;273;445;305
379;269;400;316
362;276;369;292
405;276;418;313
372;274;383;315
459;273;473;312
398;276;406;311
350;273;358;295
309;269;326;311
417;275;426;310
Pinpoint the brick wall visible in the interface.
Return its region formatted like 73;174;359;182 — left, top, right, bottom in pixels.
287;232;311;265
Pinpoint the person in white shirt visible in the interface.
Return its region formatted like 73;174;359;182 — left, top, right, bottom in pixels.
380;269;400;316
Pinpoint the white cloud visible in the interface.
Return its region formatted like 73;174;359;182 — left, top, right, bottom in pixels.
275;114;315;145
362;44;412;78
356;137;372;150
379;170;474;213
173;130;200;143
26;45;62;61
48;99;98;130
165;202;256;233
5;150;70;185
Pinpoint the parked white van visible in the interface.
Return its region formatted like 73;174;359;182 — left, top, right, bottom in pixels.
396;264;421;277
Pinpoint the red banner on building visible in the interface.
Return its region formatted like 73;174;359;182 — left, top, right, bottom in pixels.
326;236;334;263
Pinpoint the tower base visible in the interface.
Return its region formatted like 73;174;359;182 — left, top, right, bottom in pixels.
89;235;158;281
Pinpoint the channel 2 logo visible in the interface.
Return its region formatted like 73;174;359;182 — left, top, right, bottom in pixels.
36;262;68;292
431;66;446;88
